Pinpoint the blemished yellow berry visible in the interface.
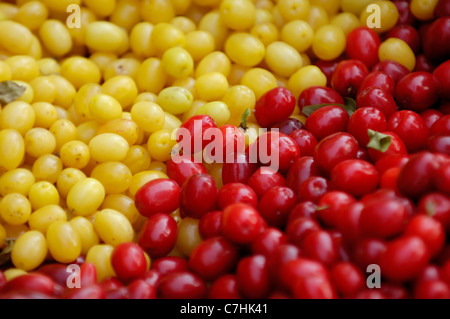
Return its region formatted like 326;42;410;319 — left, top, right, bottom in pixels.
56;168;87;198
0;61;12;82
13;1;48;31
5;56;40;83
195;101;230;127
0;168;35;197
96;119;140;146
219;0;256;31
225;33;265;67
241;68;278;100
29;77;57;104
69;216;100;255
110;0;141;31
184;31;216;62
312;24;346;61
250;22;280;47
89;133;130;163
85;244;116;282
222;85;256;126
103;58;141;81
277;0;311;21
0;193;32;226
131;101;166;133
28;181;60;211
171;16;197;33
0;20;34;55
157;87;194;115
161;47;194;78
121;145;152;175
24;128;56;158
195;51;231;78
151;22;186;55
0;129;25;171
141;0;176;24
265;41;303;77
31;154;63;184
195;72;229;101
11;230;47;271
67;178;105;217
197;10;229;50
94;209;135;247
102;75;139;109
28;204;67;234
0;101;35;136
147;129;177;162
60;57;101;89
101;194;140;224
85;21;129;53
88;94;123;123
330;12;361;36
46;221;82;263
49;119;79;152
287;65;327;99
38;19;72;57
90;162;132;194
59;140;91;169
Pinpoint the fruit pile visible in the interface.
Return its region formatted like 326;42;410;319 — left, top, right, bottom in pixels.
0;0;449;299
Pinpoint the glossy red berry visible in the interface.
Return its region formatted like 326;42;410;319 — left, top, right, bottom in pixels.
313;132;359;174
188;236;239;281
236;255;271;299
216;182;258;210
221;203;265;245
208;274;242;299
198;210;223;239
157;272;207;299
289;129;318;157
331;59;370;98
138;213;178;259
111;242;147;282
360;197;409;239
180;173;217;219
150;256;189;277
347;107;387;146
166;156;208;187
346;27;381;68
379;236;430;282
258;186;296;227
247;167;285;198
331;159;379;198
134;178;180;218
254;87;296;128
305;105;350;141
298;86;344;111
395;71;439;112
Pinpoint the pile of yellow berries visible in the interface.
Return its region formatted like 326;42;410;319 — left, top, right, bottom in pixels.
0;0;433;283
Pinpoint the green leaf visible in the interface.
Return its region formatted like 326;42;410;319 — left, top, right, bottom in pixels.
301;100;356;118
0;239;14;266
343;97;357;117
0;81;26;104
239;108;251;131
67;209;75;221
366;129;392;152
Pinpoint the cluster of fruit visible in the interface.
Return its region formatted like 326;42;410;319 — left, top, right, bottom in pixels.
0;0;449;299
